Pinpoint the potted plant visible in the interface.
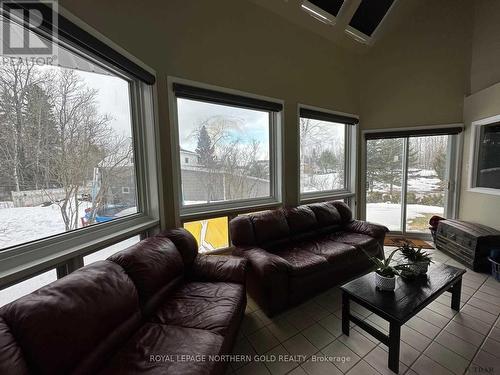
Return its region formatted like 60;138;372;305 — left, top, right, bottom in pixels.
397;240;433;275
361;246;401;292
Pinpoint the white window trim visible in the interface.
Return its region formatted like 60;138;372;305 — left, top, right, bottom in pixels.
0;7;162;288
167;77;284;223
298;104;358;208
300;1;338;26
468;115;500;196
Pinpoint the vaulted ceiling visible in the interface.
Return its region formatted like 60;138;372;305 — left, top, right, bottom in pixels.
248;0;421;53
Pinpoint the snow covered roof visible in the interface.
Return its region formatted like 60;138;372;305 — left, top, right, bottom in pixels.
180;148;198;155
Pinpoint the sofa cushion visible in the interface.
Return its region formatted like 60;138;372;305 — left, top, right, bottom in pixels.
251;209;290;245
329;232;378;249
285;206;317;233
150;282;245;336
99;323;223;375
108;237;184;308
307;202;342;227
0;261;140;375
272;247;329;276
300;239;357;263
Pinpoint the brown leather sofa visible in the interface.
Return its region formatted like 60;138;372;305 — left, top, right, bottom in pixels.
0;229;247;375
230;201;387;316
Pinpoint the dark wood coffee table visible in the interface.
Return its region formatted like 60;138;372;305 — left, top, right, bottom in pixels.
340;263;465;374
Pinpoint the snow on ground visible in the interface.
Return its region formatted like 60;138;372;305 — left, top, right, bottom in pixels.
301;172;343;193
366;203;443;231
0;202;91;249
371;170;443;193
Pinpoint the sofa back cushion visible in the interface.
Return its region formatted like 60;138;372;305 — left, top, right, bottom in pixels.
230;215;257;247
307;202;342;228
108;236;184;315
251;209;290;245
229;203;354;248
0;261;140;375
330;201;353;223
285;206;318;233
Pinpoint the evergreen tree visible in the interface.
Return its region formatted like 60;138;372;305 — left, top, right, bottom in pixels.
318;150;337;173
367;138;403;195
195;125;215;167
433;147;447;183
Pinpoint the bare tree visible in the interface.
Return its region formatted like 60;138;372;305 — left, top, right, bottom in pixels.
0;61;48;191
46;69;111;230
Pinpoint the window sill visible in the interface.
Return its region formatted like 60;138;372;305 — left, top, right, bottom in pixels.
300;191;354;204
0;215;158;289
467;187;500;196
179;199;282;221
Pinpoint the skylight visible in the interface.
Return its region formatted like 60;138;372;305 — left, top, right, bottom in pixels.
301;0;344;26
308;0;345;17
349;0;395;37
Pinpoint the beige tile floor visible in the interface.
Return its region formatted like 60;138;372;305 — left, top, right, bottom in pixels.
229;247;500;375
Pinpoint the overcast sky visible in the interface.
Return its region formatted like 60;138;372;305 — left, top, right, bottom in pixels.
77;70;132;137
177;98;270;158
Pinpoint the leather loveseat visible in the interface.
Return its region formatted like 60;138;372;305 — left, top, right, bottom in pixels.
0;228;247;375
230;201;387;316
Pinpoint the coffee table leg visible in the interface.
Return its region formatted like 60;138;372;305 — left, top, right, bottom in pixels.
388;322;401;374
451;278;462;311
342;291;350;336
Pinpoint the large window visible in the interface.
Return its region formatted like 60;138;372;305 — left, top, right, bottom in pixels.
364;126;462;235
0;4;159;288
470;121;500;192
299;107;357;199
0;57;137;250
172;82;282;215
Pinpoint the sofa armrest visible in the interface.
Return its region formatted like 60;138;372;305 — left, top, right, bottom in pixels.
345;220;389;239
190;254;247;284
234;247;289;316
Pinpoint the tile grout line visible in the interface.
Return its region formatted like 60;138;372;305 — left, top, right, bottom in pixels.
464;299;500;374
238;267;499;375
362;274;494;375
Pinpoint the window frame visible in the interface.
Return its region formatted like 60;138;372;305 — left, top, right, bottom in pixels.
0;10;161;289
168;77;284;222
360;124;463;239
298;104;358;207
469;115;500;196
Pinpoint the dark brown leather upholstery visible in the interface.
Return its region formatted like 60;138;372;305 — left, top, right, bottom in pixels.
0;229;247;375
151;282;245;335
230;201;388;316
98;324;224;375
0;317;30;375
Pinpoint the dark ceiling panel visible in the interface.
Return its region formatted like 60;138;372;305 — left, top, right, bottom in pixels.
349;0;394;36
308;0;345;17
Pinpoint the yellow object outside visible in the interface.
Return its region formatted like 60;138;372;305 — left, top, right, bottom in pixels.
183;217;228;252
